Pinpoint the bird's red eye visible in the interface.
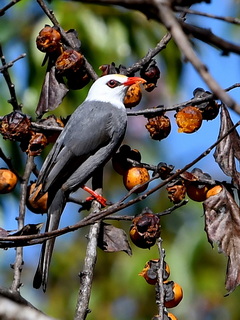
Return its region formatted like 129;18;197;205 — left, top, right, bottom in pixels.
107;79;120;88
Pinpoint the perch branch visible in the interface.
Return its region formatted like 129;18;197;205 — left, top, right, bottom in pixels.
74;204;102;320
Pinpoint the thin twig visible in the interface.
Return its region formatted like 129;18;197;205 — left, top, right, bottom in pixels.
10;156;35;292
0;0;22;16
174;6;240;25
127;32;172;74
0;53;26;73
154;0;240;115
74;203;101;320
0;45;22;111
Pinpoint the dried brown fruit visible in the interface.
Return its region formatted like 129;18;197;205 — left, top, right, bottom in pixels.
175;106;202;133
140;60;160;92
193;87;219;120
0;111;32;142
55;49;84;73
124;83;142;108
36;25;62;53
166;180;186;203
123;167;149;192
0;169;18;194
27;182;48;214
26;133;48;156
145;113;171;140
157;162;174;180
129;209;160;248
38;115;65;143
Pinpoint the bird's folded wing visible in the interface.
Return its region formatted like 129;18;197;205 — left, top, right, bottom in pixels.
36;101;118;192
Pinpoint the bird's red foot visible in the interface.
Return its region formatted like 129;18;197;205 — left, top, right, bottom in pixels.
82;185;107;207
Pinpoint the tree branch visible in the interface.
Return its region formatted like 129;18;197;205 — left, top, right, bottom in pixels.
154;0;240;113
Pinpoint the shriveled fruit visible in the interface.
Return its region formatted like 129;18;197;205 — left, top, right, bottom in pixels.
123;167;149;193
27;182;48;214
206;185;223;198
55;49;84;74
26;132;48;156
145;113;171;140
166;181;186;204
176;106;202;133
0;169;18;194
140;60;160;92
164;280;183;308
130;210;160;249
36;25;62;53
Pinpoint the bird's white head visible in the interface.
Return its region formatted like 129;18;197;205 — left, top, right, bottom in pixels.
86;74;146;108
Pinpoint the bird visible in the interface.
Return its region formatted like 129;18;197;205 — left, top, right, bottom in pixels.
32;73;146;291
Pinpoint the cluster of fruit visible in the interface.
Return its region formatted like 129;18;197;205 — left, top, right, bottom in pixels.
36;25;90;90
128;209;182;319
139;259;183;320
144;91;219;141
166;168;223;204
0;111;64;156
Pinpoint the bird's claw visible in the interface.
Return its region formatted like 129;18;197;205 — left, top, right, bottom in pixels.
85;195;107;207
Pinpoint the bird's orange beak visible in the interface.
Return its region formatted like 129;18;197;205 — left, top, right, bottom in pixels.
123;77;147;86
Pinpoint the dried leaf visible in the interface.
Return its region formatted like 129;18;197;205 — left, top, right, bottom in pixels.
64;29;81;51
203;185;240;292
214;105;240;189
98;222;132;255
36;66;68;117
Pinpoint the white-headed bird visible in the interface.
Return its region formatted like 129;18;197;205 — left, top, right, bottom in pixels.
33;74;146;291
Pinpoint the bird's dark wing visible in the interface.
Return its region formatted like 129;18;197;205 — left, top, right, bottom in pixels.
37;101;119;193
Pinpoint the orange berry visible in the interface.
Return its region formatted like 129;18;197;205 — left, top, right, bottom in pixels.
176;106;202;133
164;281;183;308
186;183;210;202
206;185;223;198
167;312;178;320
27;182;48;214
123;167;149;192
0;169;18;194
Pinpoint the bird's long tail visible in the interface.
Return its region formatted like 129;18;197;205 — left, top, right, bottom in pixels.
33;188;66;291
